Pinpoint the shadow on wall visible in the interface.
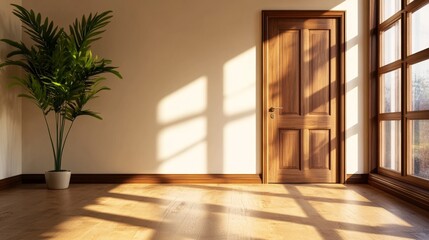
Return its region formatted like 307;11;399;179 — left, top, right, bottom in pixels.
0;4;22;179
20;0;349;174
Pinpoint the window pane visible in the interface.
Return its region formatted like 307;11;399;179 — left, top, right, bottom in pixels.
380;0;401;22
381;120;401;172
380;69;401;113
410;4;429;54
409;120;429;180
381;21;401;66
410;59;429;111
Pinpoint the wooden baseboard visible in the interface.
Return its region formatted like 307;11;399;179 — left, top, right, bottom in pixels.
22;174;262;184
0;175;22;190
345;174;369;184
368;173;429;211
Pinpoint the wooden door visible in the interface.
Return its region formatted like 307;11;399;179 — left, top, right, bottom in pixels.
263;11;344;183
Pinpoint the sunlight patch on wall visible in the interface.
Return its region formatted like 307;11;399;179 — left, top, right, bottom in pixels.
347;45;359;81
223;47;256;116
222;47;257;173
157;116;207;173
223;114;256;173
332;0;359;40
157;76;207;124
346;86;359;173
158;141;207;173
157;116;206;160
346;0;359;40
347;86;359;128
346;134;359;173
156;76;208;173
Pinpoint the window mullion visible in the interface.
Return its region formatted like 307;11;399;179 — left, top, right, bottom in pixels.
402;10;407;176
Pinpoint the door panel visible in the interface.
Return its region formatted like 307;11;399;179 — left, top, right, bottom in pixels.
309;129;331;169
309;30;331;115
279;30;301;115
263;12;343;183
279;129;301;169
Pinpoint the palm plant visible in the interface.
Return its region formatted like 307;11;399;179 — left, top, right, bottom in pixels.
0;5;121;171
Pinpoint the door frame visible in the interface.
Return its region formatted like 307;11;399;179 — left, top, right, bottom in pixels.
262;10;346;184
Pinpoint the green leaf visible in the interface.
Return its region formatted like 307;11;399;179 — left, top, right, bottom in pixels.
78;110;102;120
17;93;36;100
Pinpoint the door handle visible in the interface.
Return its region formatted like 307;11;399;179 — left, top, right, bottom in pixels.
269;106;283;112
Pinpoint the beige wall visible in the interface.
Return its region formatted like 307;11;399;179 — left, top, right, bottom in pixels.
21;0;368;174
0;0;22;180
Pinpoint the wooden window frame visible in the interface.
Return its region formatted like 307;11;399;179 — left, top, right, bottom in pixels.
369;0;429;192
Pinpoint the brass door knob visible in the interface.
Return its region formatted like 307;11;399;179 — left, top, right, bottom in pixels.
269;106;283;112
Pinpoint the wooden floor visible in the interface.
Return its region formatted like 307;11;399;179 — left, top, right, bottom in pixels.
1;184;429;240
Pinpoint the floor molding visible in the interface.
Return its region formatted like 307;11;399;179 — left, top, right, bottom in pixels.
368;173;429;211
22;174;263;184
345;174;368;184
0;175;22;190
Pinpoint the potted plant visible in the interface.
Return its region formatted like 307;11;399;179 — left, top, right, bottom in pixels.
0;5;121;189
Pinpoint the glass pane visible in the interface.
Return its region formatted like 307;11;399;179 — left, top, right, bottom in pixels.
380;69;401;113
380;0;401;22
410;4;429;54
409;120;429;180
381;120;401;172
381;21;401;66
410;59;429;111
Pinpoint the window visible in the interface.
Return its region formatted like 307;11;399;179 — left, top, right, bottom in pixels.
409;120;429;179
380;69;401;113
410;4;429;54
381;20;401;66
376;0;429;189
380;0;401;22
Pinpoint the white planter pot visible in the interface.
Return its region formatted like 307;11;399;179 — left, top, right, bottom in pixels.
45;170;71;190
